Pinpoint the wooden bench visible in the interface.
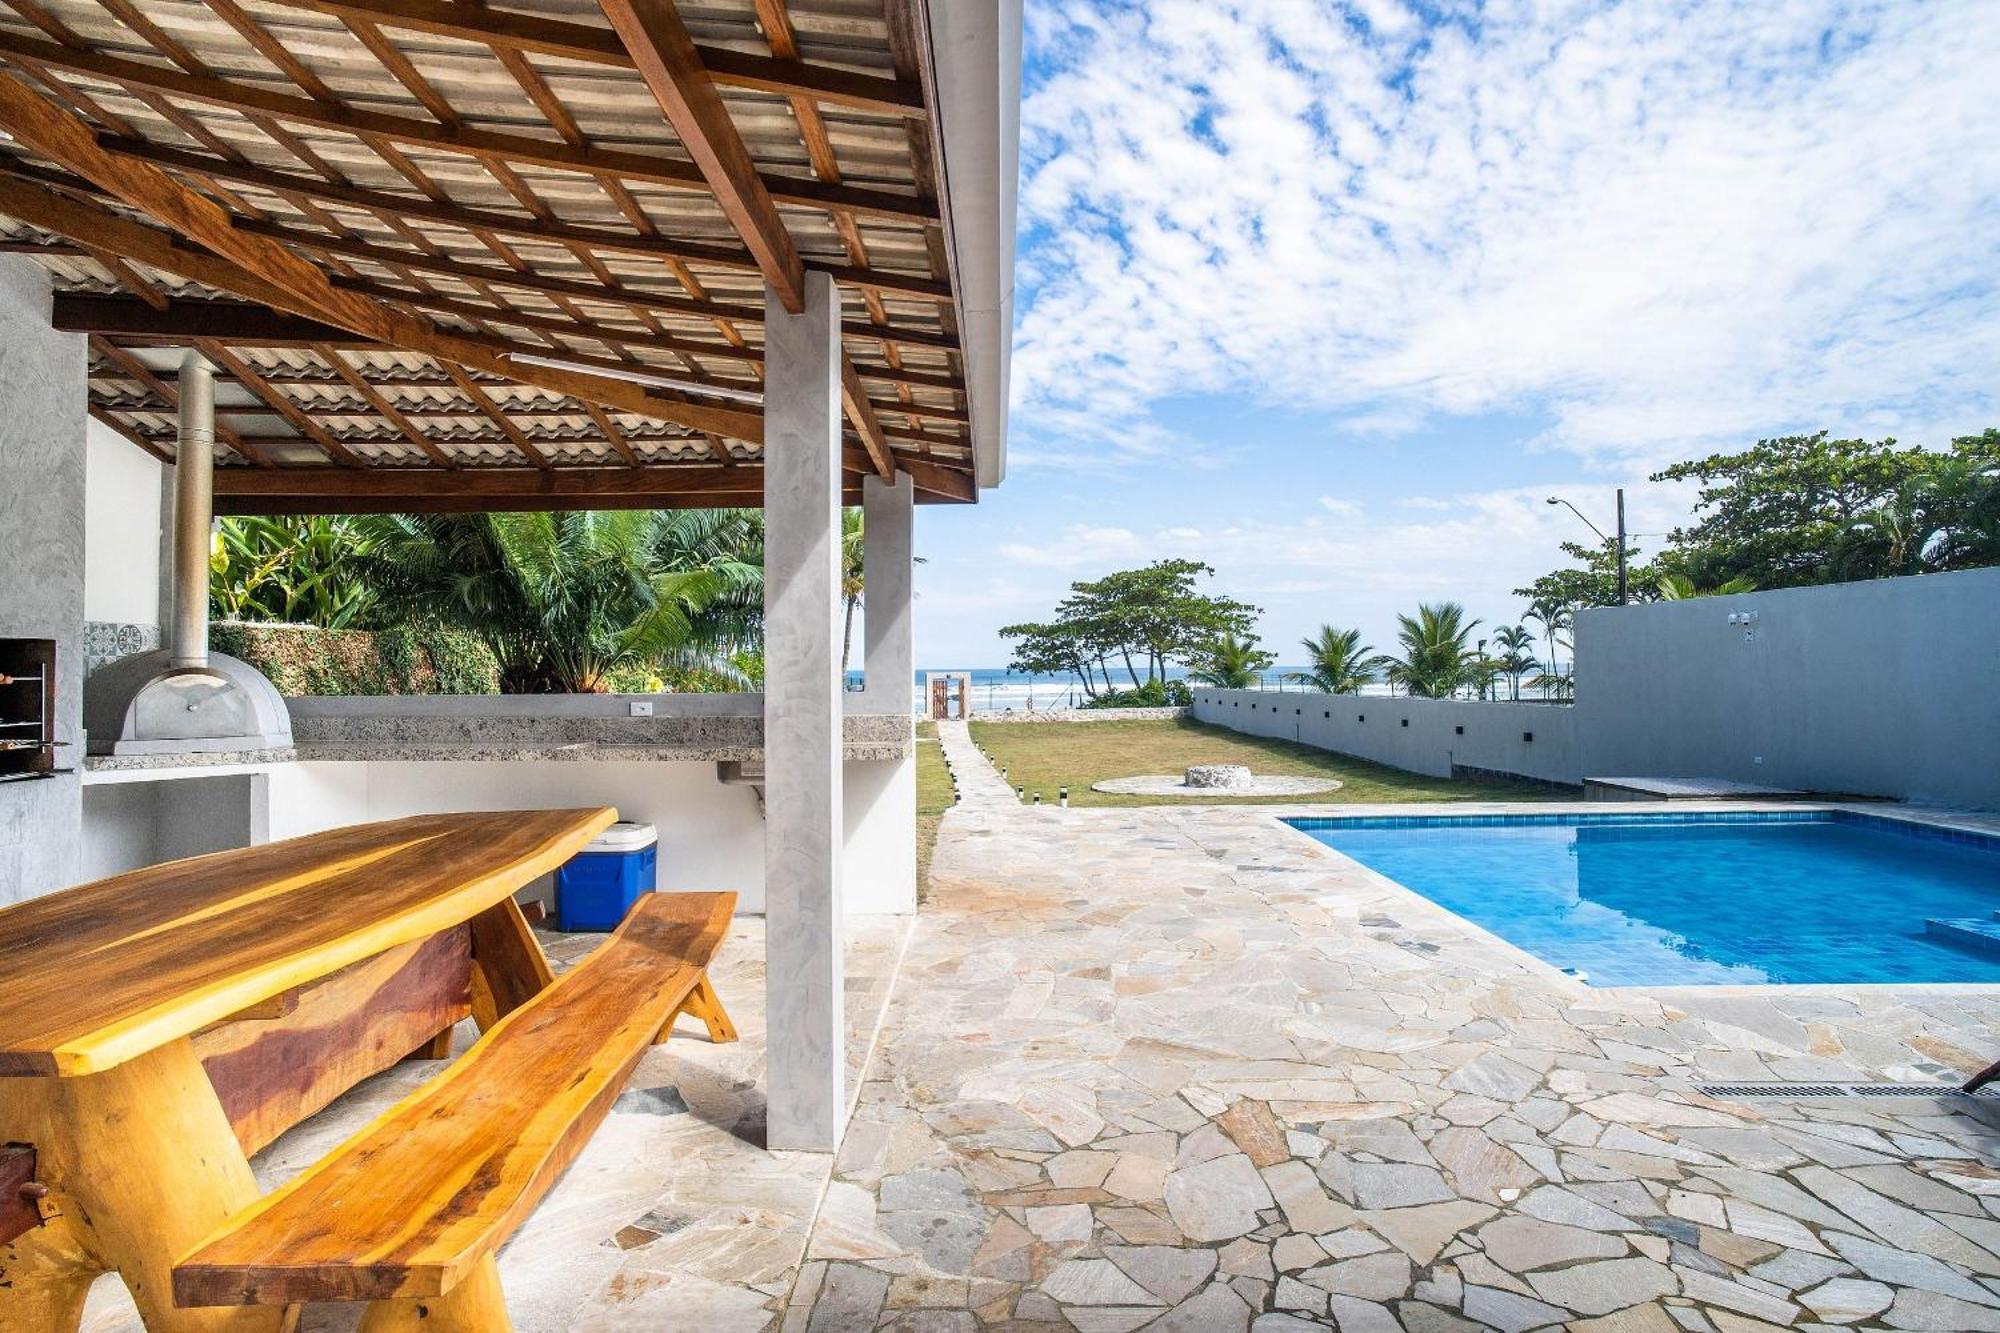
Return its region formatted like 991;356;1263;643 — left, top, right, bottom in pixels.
171;890;738;1330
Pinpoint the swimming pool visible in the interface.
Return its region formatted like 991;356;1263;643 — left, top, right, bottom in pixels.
1290;811;2000;986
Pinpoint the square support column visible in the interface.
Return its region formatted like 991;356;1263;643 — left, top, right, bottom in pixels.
859;473;914;711
762;270;846;1151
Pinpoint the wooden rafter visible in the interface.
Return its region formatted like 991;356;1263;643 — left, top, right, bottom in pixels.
194;340;366;467
254;0;926;117
0;30;937;225
87;335;275;467
437;363;552;468
310;344;458;468
0;129;763;440
598;0;807;314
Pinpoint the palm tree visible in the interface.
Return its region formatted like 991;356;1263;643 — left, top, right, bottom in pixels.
1656;573;1758;600
1187;631;1275;689
357;508;763;693
1524;596;1571;698
1490;624;1537;701
1284;625;1381;694
840;509;864;675
1382;602;1481;699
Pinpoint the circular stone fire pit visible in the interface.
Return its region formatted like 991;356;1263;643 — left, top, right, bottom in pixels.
1091;763;1342;798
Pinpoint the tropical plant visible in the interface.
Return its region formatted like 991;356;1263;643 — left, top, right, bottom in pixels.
353;508;764;693
1490;624;1538;701
839;508;864;674
1522;597;1571;698
1284;625;1381;694
209;515;379;629
1656;573;1758;600
1186;631;1275;689
1382;602;1482;699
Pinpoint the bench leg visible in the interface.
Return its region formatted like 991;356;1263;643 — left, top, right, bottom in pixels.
0;1210;98;1332
0;1039;292;1332
468;898;555;1033
357;1254;511;1333
662;972;738;1045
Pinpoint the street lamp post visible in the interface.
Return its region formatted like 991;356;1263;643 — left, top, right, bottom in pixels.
1546;489;1629;606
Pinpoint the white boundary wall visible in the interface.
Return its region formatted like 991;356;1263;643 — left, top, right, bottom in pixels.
1194;568;2000;810
1190;690;1576;786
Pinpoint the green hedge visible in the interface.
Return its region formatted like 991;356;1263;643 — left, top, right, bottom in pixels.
210;621;499;696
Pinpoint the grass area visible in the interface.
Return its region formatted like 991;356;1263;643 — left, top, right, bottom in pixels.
914;721;956;900
966;717;1563;808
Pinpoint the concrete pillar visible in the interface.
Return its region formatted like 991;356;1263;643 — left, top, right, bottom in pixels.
762;270;847;1151
0;256;85;904
859;473;914;711
857;473;918;912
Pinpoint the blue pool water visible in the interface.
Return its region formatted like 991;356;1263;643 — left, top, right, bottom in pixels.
1290;813;2000;986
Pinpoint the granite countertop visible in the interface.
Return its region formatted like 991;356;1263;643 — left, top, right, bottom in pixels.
84;711;913;770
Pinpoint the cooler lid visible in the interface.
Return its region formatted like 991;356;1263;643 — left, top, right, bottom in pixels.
586;821;657;852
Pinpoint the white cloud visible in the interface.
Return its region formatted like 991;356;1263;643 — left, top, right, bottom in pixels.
919;479;1699;664
1012;0;2000;465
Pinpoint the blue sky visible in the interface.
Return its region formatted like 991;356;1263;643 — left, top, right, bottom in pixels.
911;0;2000;667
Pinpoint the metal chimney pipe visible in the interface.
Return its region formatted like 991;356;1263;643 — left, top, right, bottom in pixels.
171;349;215;670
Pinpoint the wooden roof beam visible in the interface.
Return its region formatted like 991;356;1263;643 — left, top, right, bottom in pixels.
598;0;805;314
0;129;763;439
257;0;926;117
0;30;936;224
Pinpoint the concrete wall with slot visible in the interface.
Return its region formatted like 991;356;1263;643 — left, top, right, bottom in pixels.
1572;567;2000;808
0;257;85;904
1190;689;1577;786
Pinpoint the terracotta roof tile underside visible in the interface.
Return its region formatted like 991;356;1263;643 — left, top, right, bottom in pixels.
0;0;976;508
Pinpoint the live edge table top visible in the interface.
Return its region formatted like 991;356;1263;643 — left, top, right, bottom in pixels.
0;808;616;1078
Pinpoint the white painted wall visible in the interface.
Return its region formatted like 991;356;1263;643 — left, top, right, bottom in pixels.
83;416;163;626
83;754;919;915
1191;689;1578;785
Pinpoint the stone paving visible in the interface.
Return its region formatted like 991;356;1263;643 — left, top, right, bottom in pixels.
792;721;2000;1332
80;915;911;1333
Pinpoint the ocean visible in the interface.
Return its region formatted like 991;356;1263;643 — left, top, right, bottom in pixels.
855;667;1430;715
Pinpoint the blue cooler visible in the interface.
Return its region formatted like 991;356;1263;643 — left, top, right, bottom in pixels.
555;821;657;931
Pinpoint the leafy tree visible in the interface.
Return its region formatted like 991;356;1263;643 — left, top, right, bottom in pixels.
1284;625;1382;694
1187;631;1275;689
1651;431;1947;587
210;515;379;629
1000;559;1260;699
355;509;763;693
1382;602;1482;699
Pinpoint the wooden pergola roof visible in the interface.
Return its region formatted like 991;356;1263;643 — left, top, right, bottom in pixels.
0;0;985;510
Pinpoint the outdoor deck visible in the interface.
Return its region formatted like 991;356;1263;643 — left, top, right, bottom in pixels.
84;725;2000;1331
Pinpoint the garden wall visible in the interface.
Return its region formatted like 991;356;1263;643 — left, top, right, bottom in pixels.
1190;690;1578;786
972;707;1189;724
1572;566;2000;809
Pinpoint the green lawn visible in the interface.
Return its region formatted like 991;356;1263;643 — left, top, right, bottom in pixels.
966;717;1562;807
914;721;955;900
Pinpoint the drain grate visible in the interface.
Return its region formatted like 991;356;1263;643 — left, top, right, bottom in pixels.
1696;1082;1999;1102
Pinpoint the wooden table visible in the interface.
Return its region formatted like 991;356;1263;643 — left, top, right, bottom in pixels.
0;807;616;1332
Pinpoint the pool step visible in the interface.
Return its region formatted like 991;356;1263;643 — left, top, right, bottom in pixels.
1926;917;2000;957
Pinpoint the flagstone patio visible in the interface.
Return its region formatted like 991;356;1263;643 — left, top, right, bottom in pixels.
74;722;2000;1331
789;722;2000;1331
